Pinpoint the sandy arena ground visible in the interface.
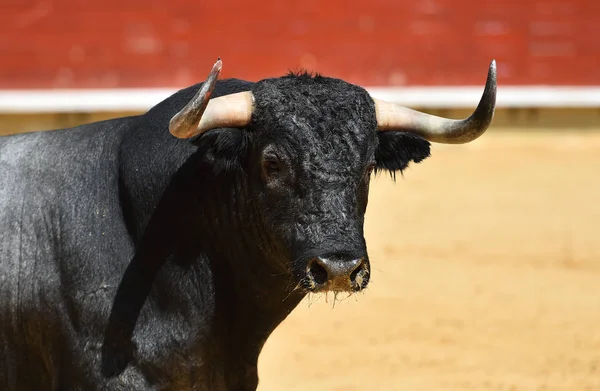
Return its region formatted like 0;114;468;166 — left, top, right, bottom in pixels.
257;130;600;391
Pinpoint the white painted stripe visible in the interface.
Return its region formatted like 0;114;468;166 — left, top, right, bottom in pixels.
0;89;176;113
0;86;599;113
368;86;600;108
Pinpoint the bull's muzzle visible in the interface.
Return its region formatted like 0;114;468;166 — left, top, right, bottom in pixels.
305;255;370;292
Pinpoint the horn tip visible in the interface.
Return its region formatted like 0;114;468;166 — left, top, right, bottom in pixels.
486;59;498;94
488;59;497;80
214;57;223;72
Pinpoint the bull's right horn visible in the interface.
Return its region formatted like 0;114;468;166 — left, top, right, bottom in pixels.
373;60;497;144
169;58;254;139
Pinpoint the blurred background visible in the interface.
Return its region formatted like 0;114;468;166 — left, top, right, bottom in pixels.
1;1;599;390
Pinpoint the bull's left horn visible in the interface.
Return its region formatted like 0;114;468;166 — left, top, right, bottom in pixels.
373;60;497;144
169;58;254;139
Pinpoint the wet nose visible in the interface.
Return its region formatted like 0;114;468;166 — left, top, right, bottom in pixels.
306;256;370;292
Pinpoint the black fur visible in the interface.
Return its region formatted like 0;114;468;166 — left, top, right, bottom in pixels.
0;72;430;390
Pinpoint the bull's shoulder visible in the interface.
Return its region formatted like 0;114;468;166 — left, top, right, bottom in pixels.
0;117;136;287
0;120;136;368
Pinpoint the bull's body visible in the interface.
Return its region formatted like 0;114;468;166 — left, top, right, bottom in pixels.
0;80;289;390
0;59;496;390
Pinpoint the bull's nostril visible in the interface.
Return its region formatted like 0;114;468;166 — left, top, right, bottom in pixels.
308;259;328;285
349;260;369;289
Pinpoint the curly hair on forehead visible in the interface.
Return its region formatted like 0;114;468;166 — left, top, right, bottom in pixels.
285;69;323;79
251;72;376;122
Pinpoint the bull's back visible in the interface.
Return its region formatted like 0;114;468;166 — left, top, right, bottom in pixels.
0;119;136;389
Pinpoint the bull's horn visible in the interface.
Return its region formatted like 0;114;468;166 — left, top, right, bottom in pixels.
169;58;254;139
373;60;497;144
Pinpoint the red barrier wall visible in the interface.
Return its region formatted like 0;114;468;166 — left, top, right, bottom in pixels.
0;0;598;89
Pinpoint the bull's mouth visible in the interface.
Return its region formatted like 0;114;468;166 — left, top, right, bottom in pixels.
302;258;370;293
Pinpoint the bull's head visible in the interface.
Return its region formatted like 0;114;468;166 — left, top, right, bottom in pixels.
169;59;496;294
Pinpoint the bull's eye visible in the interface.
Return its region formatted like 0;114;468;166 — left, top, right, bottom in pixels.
262;158;280;176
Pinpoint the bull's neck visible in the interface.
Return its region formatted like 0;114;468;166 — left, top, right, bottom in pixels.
118;117;198;243
115;139;305;385
195;165;305;312
193;165;306;385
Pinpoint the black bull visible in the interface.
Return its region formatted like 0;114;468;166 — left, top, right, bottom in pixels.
0;60;496;390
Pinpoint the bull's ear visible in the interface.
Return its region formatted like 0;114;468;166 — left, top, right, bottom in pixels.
192;128;248;174
375;131;431;176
